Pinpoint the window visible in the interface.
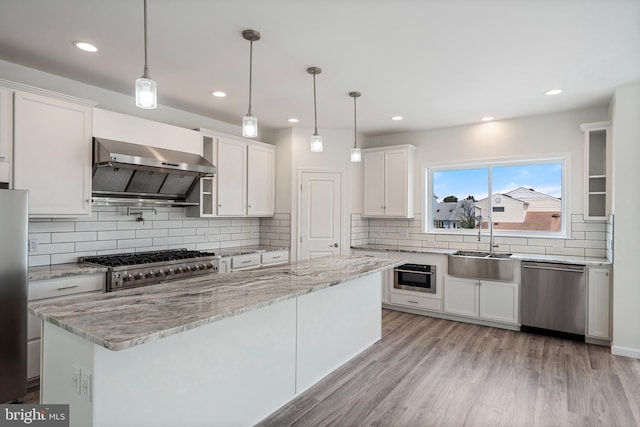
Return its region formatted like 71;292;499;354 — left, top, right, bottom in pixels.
425;157;566;236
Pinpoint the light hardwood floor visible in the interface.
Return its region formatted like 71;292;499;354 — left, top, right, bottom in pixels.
259;309;640;427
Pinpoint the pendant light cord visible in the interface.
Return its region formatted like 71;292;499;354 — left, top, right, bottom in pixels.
353;95;357;149
313;73;318;135
248;39;253;116
143;0;149;78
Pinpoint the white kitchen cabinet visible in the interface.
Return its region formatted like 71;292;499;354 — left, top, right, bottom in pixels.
586;266;611;340
190;132;275;218
0;86;12;183
444;276;519;325
217;138;247;216
247;144;275;216
444;276;479;318
363;145;415;218
581;121;611;221
27;273;104;380
261;250;289;266
13;90;93;217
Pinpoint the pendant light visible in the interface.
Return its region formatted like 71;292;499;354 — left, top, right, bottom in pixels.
349;91;362;162
135;0;157;109
307;67;323;152
242;29;260;138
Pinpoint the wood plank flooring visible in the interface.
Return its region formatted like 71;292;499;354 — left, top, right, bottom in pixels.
258;309;640;427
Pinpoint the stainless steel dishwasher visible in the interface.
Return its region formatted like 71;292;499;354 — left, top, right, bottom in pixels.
521;261;586;340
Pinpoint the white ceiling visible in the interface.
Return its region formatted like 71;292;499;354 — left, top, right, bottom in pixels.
1;0;638;136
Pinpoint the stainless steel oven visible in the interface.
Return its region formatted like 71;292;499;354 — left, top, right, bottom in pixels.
394;263;436;293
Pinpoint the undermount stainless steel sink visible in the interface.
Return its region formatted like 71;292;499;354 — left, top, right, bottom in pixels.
448;251;515;281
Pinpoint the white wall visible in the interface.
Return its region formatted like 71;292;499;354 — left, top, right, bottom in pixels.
365;107;609;217
269;128;360;260
611;80;640;358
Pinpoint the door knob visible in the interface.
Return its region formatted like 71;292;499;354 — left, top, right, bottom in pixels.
330;243;339;248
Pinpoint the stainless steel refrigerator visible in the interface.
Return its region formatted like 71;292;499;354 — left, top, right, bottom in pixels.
0;189;28;403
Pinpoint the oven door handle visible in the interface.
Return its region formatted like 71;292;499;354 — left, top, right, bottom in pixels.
394;269;433;275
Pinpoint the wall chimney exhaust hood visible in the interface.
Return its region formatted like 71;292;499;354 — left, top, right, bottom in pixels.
92;137;216;206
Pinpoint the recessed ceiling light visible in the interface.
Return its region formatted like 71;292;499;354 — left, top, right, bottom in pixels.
391;116;403;121
211;91;226;97
73;41;98;53
287;118;299;123
481;116;494;122
545;89;562;96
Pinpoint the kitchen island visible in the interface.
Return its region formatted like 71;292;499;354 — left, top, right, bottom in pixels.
30;255;403;427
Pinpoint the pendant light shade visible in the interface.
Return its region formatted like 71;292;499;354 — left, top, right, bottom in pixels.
307;67;323;152
242;29;260;138
349;91;362;162
135;0;157;109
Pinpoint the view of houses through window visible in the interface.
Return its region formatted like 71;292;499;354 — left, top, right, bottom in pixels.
428;160;564;235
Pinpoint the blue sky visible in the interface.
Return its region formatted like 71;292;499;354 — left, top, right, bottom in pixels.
432;163;562;202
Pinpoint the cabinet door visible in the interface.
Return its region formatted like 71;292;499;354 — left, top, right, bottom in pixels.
587;267;611;339
444;276;478;318
363;151;385;216
13;91;92;217
247;144;275;216
383;149;409;217
479;280;519;324
0;86;11;162
217;138;247;216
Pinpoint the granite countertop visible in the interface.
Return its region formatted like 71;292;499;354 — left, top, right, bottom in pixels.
509;253;611;266
351;244;611;266
29;263;109;281
218;245;288;257
351;244;457;255
29;255;404;352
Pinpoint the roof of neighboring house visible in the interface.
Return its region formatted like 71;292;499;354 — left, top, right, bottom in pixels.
479;211;562;231
433;200;475;221
505;187;561;202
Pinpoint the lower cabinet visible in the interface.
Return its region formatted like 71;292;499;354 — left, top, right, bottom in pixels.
444;276;519;325
27;273;104;381
219;250;290;274
586;266;611;340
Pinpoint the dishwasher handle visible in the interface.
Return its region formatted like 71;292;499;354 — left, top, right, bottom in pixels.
522;262;585;273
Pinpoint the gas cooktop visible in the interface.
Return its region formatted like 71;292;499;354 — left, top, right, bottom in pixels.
80;249;220;292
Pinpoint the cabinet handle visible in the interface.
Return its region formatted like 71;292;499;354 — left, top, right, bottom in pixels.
241;260;253;264
218;204;222;207
272;256;281;259
55;285;79;291
408;300;419;304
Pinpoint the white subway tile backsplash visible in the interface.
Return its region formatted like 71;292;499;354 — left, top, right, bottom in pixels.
28;209;290;265
75;221;117;231
29;221;74;233
51;231;97;243
75;240;117;252
117;238;153;249
98;230;136;241
350;212;610;261
135;229;169;239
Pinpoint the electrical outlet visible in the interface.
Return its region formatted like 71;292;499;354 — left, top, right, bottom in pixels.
29;239;39;252
80;372;91;401
71;367;81;395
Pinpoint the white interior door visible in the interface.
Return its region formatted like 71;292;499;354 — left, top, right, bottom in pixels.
299;171;342;260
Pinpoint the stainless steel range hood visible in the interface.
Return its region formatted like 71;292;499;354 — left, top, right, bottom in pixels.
92;137;216;206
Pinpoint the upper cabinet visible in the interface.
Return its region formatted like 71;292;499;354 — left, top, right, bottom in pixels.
581;121;611;221
188;132;275;218
0;87;12;184
1;80;95;218
363;145;415;218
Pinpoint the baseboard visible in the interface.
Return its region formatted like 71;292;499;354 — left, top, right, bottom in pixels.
612;345;640;359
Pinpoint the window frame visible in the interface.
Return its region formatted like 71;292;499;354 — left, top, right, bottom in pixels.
423;154;570;238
